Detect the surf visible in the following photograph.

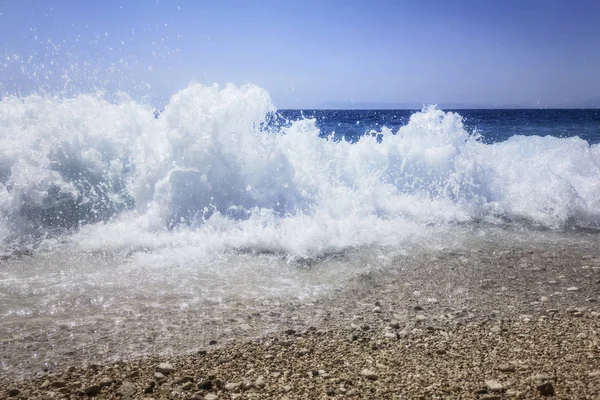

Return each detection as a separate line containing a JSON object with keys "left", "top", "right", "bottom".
{"left": 1, "top": 83, "right": 600, "bottom": 257}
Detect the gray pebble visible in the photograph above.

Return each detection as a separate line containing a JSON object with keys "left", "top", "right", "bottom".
{"left": 157, "top": 362, "right": 175, "bottom": 374}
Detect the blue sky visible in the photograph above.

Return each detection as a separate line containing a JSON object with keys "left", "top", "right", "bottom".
{"left": 1, "top": 0, "right": 599, "bottom": 108}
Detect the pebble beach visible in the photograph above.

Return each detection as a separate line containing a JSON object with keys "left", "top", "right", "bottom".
{"left": 2, "top": 242, "right": 600, "bottom": 399}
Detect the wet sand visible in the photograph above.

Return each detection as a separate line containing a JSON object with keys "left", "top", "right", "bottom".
{"left": 1, "top": 236, "right": 600, "bottom": 399}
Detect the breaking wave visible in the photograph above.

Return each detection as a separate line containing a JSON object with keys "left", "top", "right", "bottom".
{"left": 1, "top": 83, "right": 599, "bottom": 256}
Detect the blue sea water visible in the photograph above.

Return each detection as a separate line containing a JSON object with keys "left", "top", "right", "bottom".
{"left": 278, "top": 109, "right": 600, "bottom": 145}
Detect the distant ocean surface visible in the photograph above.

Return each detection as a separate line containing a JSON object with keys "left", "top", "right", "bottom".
{"left": 1, "top": 84, "right": 600, "bottom": 374}
{"left": 279, "top": 109, "right": 600, "bottom": 145}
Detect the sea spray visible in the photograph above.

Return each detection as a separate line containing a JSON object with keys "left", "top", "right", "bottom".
{"left": 1, "top": 83, "right": 600, "bottom": 257}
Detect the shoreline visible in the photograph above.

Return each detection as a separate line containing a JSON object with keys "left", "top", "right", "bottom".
{"left": 2, "top": 314, "right": 599, "bottom": 399}
{"left": 2, "top": 242, "right": 600, "bottom": 398}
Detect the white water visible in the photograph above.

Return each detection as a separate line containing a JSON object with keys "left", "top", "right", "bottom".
{"left": 1, "top": 83, "right": 599, "bottom": 258}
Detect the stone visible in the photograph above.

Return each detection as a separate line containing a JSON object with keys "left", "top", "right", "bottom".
{"left": 588, "top": 370, "right": 600, "bottom": 377}
{"left": 537, "top": 381, "right": 555, "bottom": 396}
{"left": 40, "top": 380, "right": 51, "bottom": 389}
{"left": 84, "top": 385, "right": 101, "bottom": 396}
{"left": 498, "top": 363, "right": 516, "bottom": 372}
{"left": 205, "top": 394, "right": 218, "bottom": 400}
{"left": 182, "top": 382, "right": 195, "bottom": 391}
{"left": 360, "top": 369, "right": 378, "bottom": 380}
{"left": 144, "top": 381, "right": 155, "bottom": 394}
{"left": 117, "top": 381, "right": 136, "bottom": 397}
{"left": 490, "top": 325, "right": 502, "bottom": 334}
{"left": 480, "top": 395, "right": 501, "bottom": 400}
{"left": 51, "top": 380, "right": 67, "bottom": 388}
{"left": 190, "top": 394, "right": 205, "bottom": 400}
{"left": 127, "top": 370, "right": 139, "bottom": 379}
{"left": 372, "top": 306, "right": 382, "bottom": 313}
{"left": 176, "top": 376, "right": 194, "bottom": 384}
{"left": 156, "top": 362, "right": 175, "bottom": 374}
{"left": 197, "top": 380, "right": 212, "bottom": 390}
{"left": 567, "top": 287, "right": 579, "bottom": 291}
{"left": 485, "top": 380, "right": 504, "bottom": 392}
{"left": 254, "top": 376, "right": 266, "bottom": 389}
{"left": 99, "top": 377, "right": 113, "bottom": 387}
{"left": 224, "top": 382, "right": 241, "bottom": 391}
{"left": 7, "top": 388, "right": 20, "bottom": 397}
{"left": 154, "top": 372, "right": 166, "bottom": 380}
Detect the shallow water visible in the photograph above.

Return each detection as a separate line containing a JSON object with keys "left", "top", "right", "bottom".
{"left": 2, "top": 225, "right": 599, "bottom": 377}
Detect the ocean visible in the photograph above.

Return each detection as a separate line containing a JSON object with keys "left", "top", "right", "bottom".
{"left": 1, "top": 83, "right": 600, "bottom": 375}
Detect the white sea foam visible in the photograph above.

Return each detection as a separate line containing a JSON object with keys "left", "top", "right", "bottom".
{"left": 1, "top": 83, "right": 600, "bottom": 258}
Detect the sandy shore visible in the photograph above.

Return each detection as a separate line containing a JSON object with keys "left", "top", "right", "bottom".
{"left": 2, "top": 240, "right": 600, "bottom": 399}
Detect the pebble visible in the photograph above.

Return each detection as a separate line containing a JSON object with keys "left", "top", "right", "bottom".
{"left": 537, "top": 381, "right": 555, "bottom": 396}
{"left": 254, "top": 375, "right": 266, "bottom": 389}
{"left": 567, "top": 287, "right": 580, "bottom": 291}
{"left": 182, "top": 382, "right": 195, "bottom": 391}
{"left": 7, "top": 388, "right": 20, "bottom": 397}
{"left": 157, "top": 362, "right": 175, "bottom": 374}
{"left": 588, "top": 370, "right": 600, "bottom": 377}
{"left": 84, "top": 385, "right": 101, "bottom": 396}
{"left": 197, "top": 379, "right": 212, "bottom": 390}
{"left": 154, "top": 372, "right": 166, "bottom": 380}
{"left": 485, "top": 380, "right": 504, "bottom": 392}
{"left": 205, "top": 394, "right": 219, "bottom": 400}
{"left": 224, "top": 382, "right": 241, "bottom": 391}
{"left": 480, "top": 395, "right": 501, "bottom": 400}
{"left": 372, "top": 306, "right": 382, "bottom": 313}
{"left": 99, "top": 377, "right": 113, "bottom": 387}
{"left": 360, "top": 369, "right": 378, "bottom": 380}
{"left": 117, "top": 381, "right": 136, "bottom": 397}
{"left": 498, "top": 363, "right": 516, "bottom": 372}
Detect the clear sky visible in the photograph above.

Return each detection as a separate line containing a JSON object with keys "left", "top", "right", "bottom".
{"left": 1, "top": 0, "right": 599, "bottom": 108}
